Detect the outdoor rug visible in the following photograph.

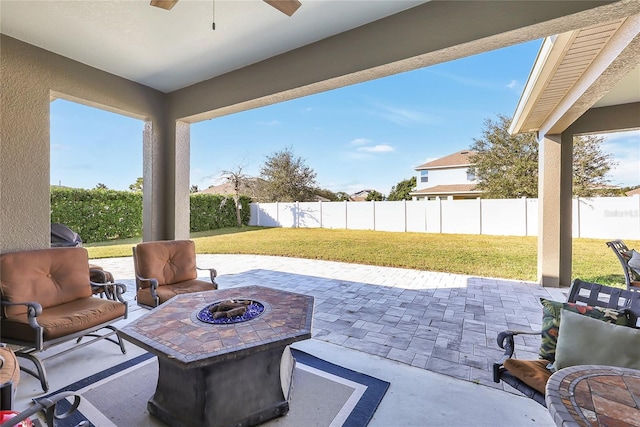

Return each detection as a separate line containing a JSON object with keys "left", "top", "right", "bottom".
{"left": 43, "top": 348, "right": 389, "bottom": 427}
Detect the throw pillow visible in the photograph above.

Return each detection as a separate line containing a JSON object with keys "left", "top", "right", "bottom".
{"left": 538, "top": 298, "right": 626, "bottom": 363}
{"left": 555, "top": 309, "right": 640, "bottom": 370}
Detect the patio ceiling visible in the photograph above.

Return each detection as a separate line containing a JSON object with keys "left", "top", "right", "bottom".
{"left": 0, "top": 0, "right": 427, "bottom": 93}
{"left": 510, "top": 14, "right": 640, "bottom": 136}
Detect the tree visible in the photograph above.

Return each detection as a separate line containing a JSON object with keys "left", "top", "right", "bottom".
{"left": 335, "top": 192, "right": 351, "bottom": 202}
{"left": 365, "top": 190, "right": 384, "bottom": 201}
{"left": 190, "top": 185, "right": 199, "bottom": 194}
{"left": 468, "top": 114, "right": 617, "bottom": 198}
{"left": 468, "top": 114, "right": 538, "bottom": 198}
{"left": 220, "top": 165, "right": 254, "bottom": 227}
{"left": 387, "top": 177, "right": 417, "bottom": 201}
{"left": 129, "top": 177, "right": 143, "bottom": 192}
{"left": 94, "top": 183, "right": 108, "bottom": 190}
{"left": 314, "top": 188, "right": 339, "bottom": 201}
{"left": 572, "top": 134, "right": 617, "bottom": 197}
{"left": 259, "top": 147, "right": 317, "bottom": 202}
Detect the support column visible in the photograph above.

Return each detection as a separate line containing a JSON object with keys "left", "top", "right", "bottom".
{"left": 174, "top": 121, "right": 191, "bottom": 240}
{"left": 537, "top": 133, "right": 573, "bottom": 287}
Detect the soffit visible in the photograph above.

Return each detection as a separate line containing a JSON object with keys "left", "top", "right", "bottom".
{"left": 0, "top": 0, "right": 427, "bottom": 93}
{"left": 511, "top": 15, "right": 640, "bottom": 135}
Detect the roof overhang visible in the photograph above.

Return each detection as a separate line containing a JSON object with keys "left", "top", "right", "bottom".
{"left": 510, "top": 14, "right": 640, "bottom": 136}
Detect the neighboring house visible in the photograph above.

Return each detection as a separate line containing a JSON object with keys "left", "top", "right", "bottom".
{"left": 626, "top": 187, "right": 640, "bottom": 197}
{"left": 409, "top": 150, "right": 481, "bottom": 200}
{"left": 197, "top": 178, "right": 266, "bottom": 200}
{"left": 349, "top": 189, "right": 376, "bottom": 202}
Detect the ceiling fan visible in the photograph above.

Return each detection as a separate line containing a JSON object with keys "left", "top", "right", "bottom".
{"left": 150, "top": 0, "right": 302, "bottom": 17}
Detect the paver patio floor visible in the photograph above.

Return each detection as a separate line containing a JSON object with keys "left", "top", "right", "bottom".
{"left": 96, "top": 253, "right": 568, "bottom": 392}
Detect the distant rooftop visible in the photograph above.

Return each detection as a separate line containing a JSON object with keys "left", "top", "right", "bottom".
{"left": 415, "top": 150, "right": 476, "bottom": 170}
{"left": 410, "top": 184, "right": 480, "bottom": 196}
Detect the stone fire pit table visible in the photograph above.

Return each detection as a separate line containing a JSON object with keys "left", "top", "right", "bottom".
{"left": 117, "top": 286, "right": 314, "bottom": 427}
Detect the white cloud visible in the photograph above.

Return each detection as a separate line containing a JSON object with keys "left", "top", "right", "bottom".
{"left": 506, "top": 79, "right": 518, "bottom": 89}
{"left": 374, "top": 105, "right": 436, "bottom": 126}
{"left": 358, "top": 144, "right": 395, "bottom": 153}
{"left": 349, "top": 138, "right": 372, "bottom": 146}
{"left": 51, "top": 143, "right": 69, "bottom": 151}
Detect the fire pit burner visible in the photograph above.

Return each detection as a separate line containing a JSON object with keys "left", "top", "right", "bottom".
{"left": 197, "top": 299, "right": 265, "bottom": 324}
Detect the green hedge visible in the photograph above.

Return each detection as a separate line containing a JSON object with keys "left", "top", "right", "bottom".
{"left": 189, "top": 194, "right": 252, "bottom": 232}
{"left": 51, "top": 187, "right": 251, "bottom": 243}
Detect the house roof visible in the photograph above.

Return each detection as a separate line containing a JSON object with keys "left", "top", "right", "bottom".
{"left": 415, "top": 150, "right": 476, "bottom": 170}
{"left": 626, "top": 187, "right": 640, "bottom": 196}
{"left": 410, "top": 184, "right": 480, "bottom": 196}
{"left": 510, "top": 15, "right": 640, "bottom": 136}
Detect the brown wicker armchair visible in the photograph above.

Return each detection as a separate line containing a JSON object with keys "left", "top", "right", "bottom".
{"left": 132, "top": 239, "right": 218, "bottom": 309}
{"left": 493, "top": 279, "right": 640, "bottom": 406}
{"left": 0, "top": 247, "right": 128, "bottom": 392}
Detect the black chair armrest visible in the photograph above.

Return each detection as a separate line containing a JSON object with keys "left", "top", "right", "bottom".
{"left": 1, "top": 301, "right": 43, "bottom": 328}
{"left": 493, "top": 329, "right": 542, "bottom": 383}
{"left": 196, "top": 266, "right": 218, "bottom": 288}
{"left": 135, "top": 275, "right": 159, "bottom": 299}
{"left": 0, "top": 391, "right": 84, "bottom": 427}
{"left": 90, "top": 281, "right": 127, "bottom": 303}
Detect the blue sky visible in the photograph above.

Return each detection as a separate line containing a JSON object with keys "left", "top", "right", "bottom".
{"left": 51, "top": 39, "right": 640, "bottom": 195}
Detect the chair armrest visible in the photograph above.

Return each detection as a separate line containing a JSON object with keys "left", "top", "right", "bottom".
{"left": 0, "top": 301, "right": 42, "bottom": 328}
{"left": 88, "top": 268, "right": 112, "bottom": 283}
{"left": 135, "top": 275, "right": 160, "bottom": 299}
{"left": 0, "top": 391, "right": 84, "bottom": 427}
{"left": 493, "top": 329, "right": 542, "bottom": 383}
{"left": 90, "top": 281, "right": 127, "bottom": 303}
{"left": 197, "top": 266, "right": 218, "bottom": 288}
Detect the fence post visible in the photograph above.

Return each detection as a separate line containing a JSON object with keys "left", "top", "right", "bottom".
{"left": 372, "top": 200, "right": 376, "bottom": 231}
{"left": 319, "top": 200, "right": 323, "bottom": 229}
{"left": 344, "top": 200, "right": 348, "bottom": 229}
{"left": 522, "top": 197, "right": 527, "bottom": 236}
{"left": 276, "top": 202, "right": 279, "bottom": 226}
{"left": 478, "top": 197, "right": 482, "bottom": 235}
{"left": 295, "top": 201, "right": 299, "bottom": 228}
{"left": 404, "top": 200, "right": 407, "bottom": 232}
{"left": 576, "top": 197, "right": 580, "bottom": 238}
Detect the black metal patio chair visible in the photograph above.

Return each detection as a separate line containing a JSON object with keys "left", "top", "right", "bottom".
{"left": 493, "top": 279, "right": 640, "bottom": 406}
{"left": 606, "top": 239, "right": 640, "bottom": 292}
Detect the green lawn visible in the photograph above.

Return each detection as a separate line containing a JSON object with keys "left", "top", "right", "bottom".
{"left": 84, "top": 227, "right": 638, "bottom": 286}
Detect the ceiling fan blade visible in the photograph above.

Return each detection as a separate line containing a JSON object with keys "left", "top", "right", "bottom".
{"left": 263, "top": 0, "right": 301, "bottom": 17}
{"left": 150, "top": 0, "right": 178, "bottom": 10}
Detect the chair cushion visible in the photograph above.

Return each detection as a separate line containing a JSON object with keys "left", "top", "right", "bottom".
{"left": 0, "top": 248, "right": 92, "bottom": 317}
{"left": 2, "top": 298, "right": 126, "bottom": 341}
{"left": 0, "top": 347, "right": 19, "bottom": 389}
{"left": 137, "top": 279, "right": 215, "bottom": 306}
{"left": 538, "top": 298, "right": 627, "bottom": 363}
{"left": 555, "top": 309, "right": 640, "bottom": 371}
{"left": 135, "top": 240, "right": 197, "bottom": 287}
{"left": 503, "top": 359, "right": 552, "bottom": 395}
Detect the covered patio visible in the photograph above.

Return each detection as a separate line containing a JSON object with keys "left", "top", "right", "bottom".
{"left": 12, "top": 254, "right": 561, "bottom": 426}
{"left": 2, "top": 1, "right": 640, "bottom": 425}
{"left": 2, "top": 1, "right": 640, "bottom": 287}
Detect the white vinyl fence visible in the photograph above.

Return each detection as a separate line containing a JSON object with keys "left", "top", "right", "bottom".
{"left": 248, "top": 196, "right": 640, "bottom": 240}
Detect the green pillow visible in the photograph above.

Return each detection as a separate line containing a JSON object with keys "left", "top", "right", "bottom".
{"left": 555, "top": 309, "right": 640, "bottom": 370}
{"left": 539, "top": 298, "right": 627, "bottom": 363}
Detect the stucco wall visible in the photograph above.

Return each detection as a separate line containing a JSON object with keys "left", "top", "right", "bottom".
{"left": 0, "top": 35, "right": 167, "bottom": 251}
